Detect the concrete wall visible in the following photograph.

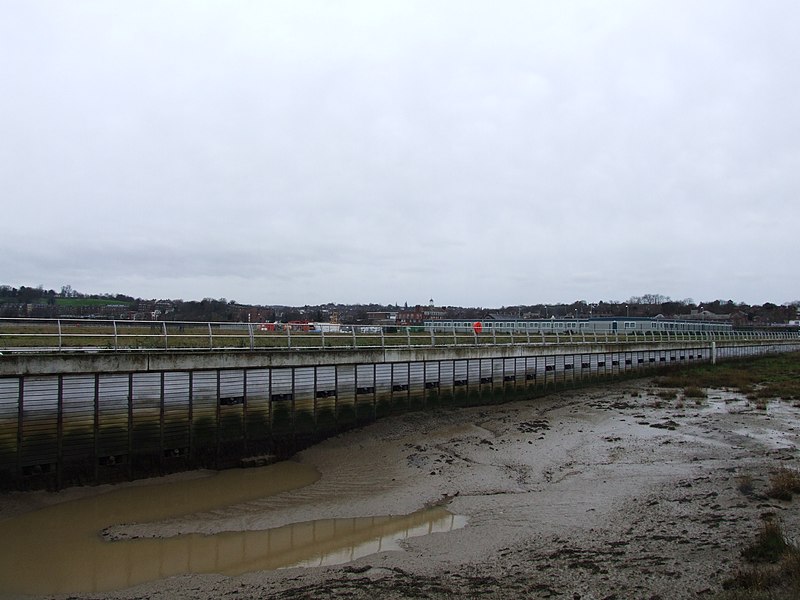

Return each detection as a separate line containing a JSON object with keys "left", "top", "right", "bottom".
{"left": 3, "top": 338, "right": 793, "bottom": 376}
{"left": 1, "top": 339, "right": 798, "bottom": 490}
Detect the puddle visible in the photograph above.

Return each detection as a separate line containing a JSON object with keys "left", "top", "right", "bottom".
{"left": 284, "top": 509, "right": 466, "bottom": 569}
{"left": 0, "top": 462, "right": 465, "bottom": 595}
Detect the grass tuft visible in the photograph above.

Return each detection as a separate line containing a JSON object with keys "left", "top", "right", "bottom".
{"left": 684, "top": 386, "right": 707, "bottom": 399}
{"left": 722, "top": 519, "right": 800, "bottom": 599}
{"left": 742, "top": 519, "right": 791, "bottom": 564}
{"left": 736, "top": 474, "right": 754, "bottom": 496}
{"left": 766, "top": 468, "right": 800, "bottom": 501}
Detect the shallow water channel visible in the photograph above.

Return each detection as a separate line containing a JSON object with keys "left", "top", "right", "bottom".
{"left": 0, "top": 462, "right": 465, "bottom": 596}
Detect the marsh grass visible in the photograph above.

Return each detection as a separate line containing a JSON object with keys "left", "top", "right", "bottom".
{"left": 656, "top": 389, "right": 677, "bottom": 401}
{"left": 718, "top": 519, "right": 800, "bottom": 599}
{"left": 736, "top": 474, "right": 755, "bottom": 496}
{"left": 766, "top": 468, "right": 800, "bottom": 501}
{"left": 684, "top": 386, "right": 707, "bottom": 398}
{"left": 754, "top": 398, "right": 769, "bottom": 411}
{"left": 742, "top": 520, "right": 792, "bottom": 564}
{"left": 656, "top": 353, "right": 800, "bottom": 401}
{"left": 757, "top": 380, "right": 800, "bottom": 401}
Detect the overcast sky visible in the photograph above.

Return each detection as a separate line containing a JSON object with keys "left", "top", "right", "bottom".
{"left": 1, "top": 1, "right": 798, "bottom": 307}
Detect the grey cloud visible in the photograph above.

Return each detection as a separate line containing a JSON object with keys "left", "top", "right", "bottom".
{"left": 1, "top": 1, "right": 799, "bottom": 306}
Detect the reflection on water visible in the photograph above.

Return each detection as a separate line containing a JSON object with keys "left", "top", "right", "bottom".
{"left": 0, "top": 462, "right": 465, "bottom": 596}
{"left": 282, "top": 509, "right": 466, "bottom": 569}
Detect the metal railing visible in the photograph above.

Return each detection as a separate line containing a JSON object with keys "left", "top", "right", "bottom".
{"left": 0, "top": 317, "right": 797, "bottom": 354}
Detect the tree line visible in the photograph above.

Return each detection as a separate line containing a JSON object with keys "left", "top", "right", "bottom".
{"left": 0, "top": 284, "right": 797, "bottom": 326}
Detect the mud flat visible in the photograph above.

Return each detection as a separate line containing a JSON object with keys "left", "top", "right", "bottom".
{"left": 1, "top": 377, "right": 799, "bottom": 599}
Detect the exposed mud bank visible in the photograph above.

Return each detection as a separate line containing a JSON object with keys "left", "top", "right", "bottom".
{"left": 1, "top": 377, "right": 798, "bottom": 599}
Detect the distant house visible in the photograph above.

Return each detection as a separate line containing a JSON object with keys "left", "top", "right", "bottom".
{"left": 397, "top": 303, "right": 446, "bottom": 326}
{"left": 676, "top": 309, "right": 732, "bottom": 323}
{"left": 485, "top": 313, "right": 522, "bottom": 322}
{"left": 367, "top": 311, "right": 397, "bottom": 325}
{"left": 397, "top": 305, "right": 425, "bottom": 326}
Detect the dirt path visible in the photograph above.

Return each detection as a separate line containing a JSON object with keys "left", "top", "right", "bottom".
{"left": 2, "top": 378, "right": 799, "bottom": 599}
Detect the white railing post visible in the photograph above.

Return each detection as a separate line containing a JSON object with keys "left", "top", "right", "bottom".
{"left": 208, "top": 322, "right": 213, "bottom": 349}
{"left": 57, "top": 319, "right": 63, "bottom": 351}
{"left": 112, "top": 320, "right": 118, "bottom": 351}
{"left": 162, "top": 321, "right": 168, "bottom": 350}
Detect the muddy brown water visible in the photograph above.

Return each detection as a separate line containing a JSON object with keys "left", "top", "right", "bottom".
{"left": 0, "top": 461, "right": 465, "bottom": 596}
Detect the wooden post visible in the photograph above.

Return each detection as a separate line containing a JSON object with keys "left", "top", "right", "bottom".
{"left": 215, "top": 370, "right": 221, "bottom": 468}
{"left": 243, "top": 368, "right": 249, "bottom": 455}
{"left": 56, "top": 375, "right": 63, "bottom": 489}
{"left": 188, "top": 371, "right": 194, "bottom": 462}
{"left": 93, "top": 374, "right": 99, "bottom": 484}
{"left": 16, "top": 378, "right": 23, "bottom": 482}
{"left": 159, "top": 372, "right": 165, "bottom": 473}
{"left": 127, "top": 373, "right": 133, "bottom": 481}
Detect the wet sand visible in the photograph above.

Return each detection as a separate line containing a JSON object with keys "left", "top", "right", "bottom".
{"left": 2, "top": 378, "right": 799, "bottom": 599}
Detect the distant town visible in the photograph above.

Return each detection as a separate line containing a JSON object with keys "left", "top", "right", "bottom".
{"left": 1, "top": 284, "right": 798, "bottom": 329}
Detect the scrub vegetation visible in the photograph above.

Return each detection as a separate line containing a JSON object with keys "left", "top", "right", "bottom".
{"left": 766, "top": 467, "right": 800, "bottom": 502}
{"left": 719, "top": 518, "right": 800, "bottom": 599}
{"left": 655, "top": 353, "right": 800, "bottom": 403}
